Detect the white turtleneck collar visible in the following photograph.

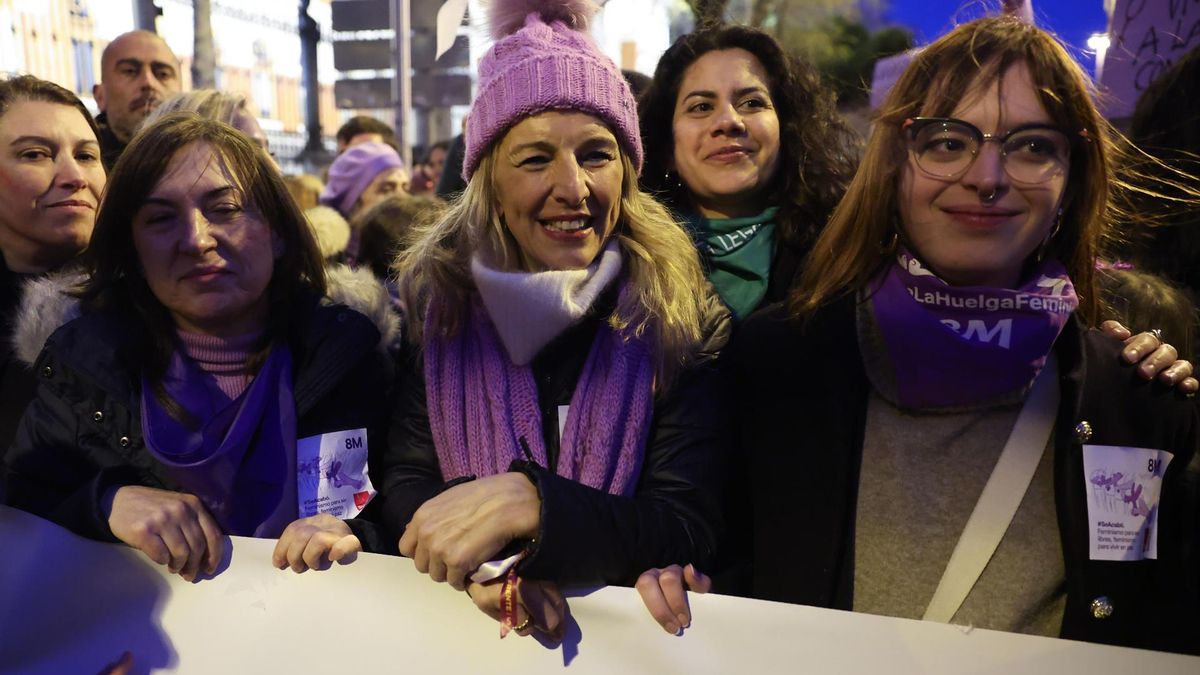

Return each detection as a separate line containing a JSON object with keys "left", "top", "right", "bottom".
{"left": 470, "top": 241, "right": 623, "bottom": 365}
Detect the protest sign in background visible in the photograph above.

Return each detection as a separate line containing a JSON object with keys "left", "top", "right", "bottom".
{"left": 1102, "top": 0, "right": 1200, "bottom": 119}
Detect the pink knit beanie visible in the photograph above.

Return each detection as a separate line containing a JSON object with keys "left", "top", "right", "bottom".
{"left": 320, "top": 141, "right": 405, "bottom": 217}
{"left": 462, "top": 0, "right": 642, "bottom": 180}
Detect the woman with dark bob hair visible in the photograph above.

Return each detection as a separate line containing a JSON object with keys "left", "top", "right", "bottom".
{"left": 637, "top": 23, "right": 859, "bottom": 320}
{"left": 644, "top": 16, "right": 1200, "bottom": 654}
{"left": 3, "top": 113, "right": 398, "bottom": 580}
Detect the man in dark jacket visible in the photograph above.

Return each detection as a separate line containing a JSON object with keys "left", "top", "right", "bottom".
{"left": 93, "top": 31, "right": 182, "bottom": 169}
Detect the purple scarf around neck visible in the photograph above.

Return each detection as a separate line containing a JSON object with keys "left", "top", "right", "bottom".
{"left": 141, "top": 342, "right": 299, "bottom": 537}
{"left": 423, "top": 284, "right": 654, "bottom": 496}
{"left": 868, "top": 248, "right": 1077, "bottom": 410}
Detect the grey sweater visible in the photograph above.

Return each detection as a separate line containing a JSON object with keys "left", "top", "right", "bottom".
{"left": 852, "top": 298, "right": 1066, "bottom": 636}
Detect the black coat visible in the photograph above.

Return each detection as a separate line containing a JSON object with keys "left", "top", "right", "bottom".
{"left": 95, "top": 112, "right": 126, "bottom": 172}
{"left": 727, "top": 296, "right": 1200, "bottom": 654}
{"left": 0, "top": 256, "right": 36, "bottom": 471}
{"left": 763, "top": 236, "right": 803, "bottom": 307}
{"left": 1, "top": 286, "right": 396, "bottom": 553}
{"left": 376, "top": 291, "right": 733, "bottom": 586}
{"left": 434, "top": 134, "right": 467, "bottom": 199}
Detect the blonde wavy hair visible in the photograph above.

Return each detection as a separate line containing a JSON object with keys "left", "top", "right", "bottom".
{"left": 395, "top": 150, "right": 709, "bottom": 391}
{"left": 792, "top": 16, "right": 1200, "bottom": 327}
{"left": 144, "top": 89, "right": 249, "bottom": 128}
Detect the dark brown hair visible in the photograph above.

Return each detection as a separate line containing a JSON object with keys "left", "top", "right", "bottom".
{"left": 336, "top": 115, "right": 398, "bottom": 151}
{"left": 1099, "top": 267, "right": 1196, "bottom": 360}
{"left": 356, "top": 194, "right": 444, "bottom": 280}
{"left": 0, "top": 74, "right": 100, "bottom": 141}
{"left": 1126, "top": 45, "right": 1200, "bottom": 290}
{"left": 638, "top": 24, "right": 859, "bottom": 256}
{"left": 81, "top": 112, "right": 326, "bottom": 395}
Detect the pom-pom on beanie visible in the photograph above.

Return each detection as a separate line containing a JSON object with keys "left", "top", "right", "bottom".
{"left": 462, "top": 0, "right": 642, "bottom": 180}
{"left": 320, "top": 141, "right": 406, "bottom": 217}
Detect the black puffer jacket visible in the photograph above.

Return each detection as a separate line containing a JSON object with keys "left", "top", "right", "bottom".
{"left": 1, "top": 267, "right": 399, "bottom": 553}
{"left": 376, "top": 285, "right": 733, "bottom": 586}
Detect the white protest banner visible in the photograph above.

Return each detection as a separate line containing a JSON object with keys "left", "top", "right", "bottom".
{"left": 1102, "top": 0, "right": 1200, "bottom": 119}
{"left": 2, "top": 505, "right": 1198, "bottom": 674}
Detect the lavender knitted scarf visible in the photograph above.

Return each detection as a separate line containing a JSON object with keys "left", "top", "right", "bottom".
{"left": 424, "top": 285, "right": 654, "bottom": 496}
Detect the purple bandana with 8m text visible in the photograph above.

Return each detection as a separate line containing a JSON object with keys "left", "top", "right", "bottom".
{"left": 868, "top": 248, "right": 1078, "bottom": 410}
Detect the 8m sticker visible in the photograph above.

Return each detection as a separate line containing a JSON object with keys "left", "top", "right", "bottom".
{"left": 1082, "top": 444, "right": 1173, "bottom": 561}
{"left": 297, "top": 428, "right": 376, "bottom": 519}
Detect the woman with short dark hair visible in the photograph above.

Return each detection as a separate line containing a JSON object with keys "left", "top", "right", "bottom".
{"left": 3, "top": 112, "right": 398, "bottom": 580}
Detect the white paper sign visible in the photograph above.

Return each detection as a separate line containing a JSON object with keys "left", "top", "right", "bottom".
{"left": 1082, "top": 444, "right": 1173, "bottom": 561}
{"left": 1101, "top": 0, "right": 1200, "bottom": 119}
{"left": 296, "top": 428, "right": 375, "bottom": 518}
{"left": 435, "top": 0, "right": 470, "bottom": 61}
{"left": 557, "top": 404, "right": 570, "bottom": 442}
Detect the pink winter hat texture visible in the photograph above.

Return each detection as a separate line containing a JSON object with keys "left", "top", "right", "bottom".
{"left": 320, "top": 141, "right": 405, "bottom": 217}
{"left": 462, "top": 0, "right": 642, "bottom": 181}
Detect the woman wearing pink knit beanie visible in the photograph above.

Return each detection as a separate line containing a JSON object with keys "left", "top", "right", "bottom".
{"left": 378, "top": 0, "right": 731, "bottom": 640}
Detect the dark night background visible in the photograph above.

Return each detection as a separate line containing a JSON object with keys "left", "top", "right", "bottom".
{"left": 887, "top": 0, "right": 1108, "bottom": 72}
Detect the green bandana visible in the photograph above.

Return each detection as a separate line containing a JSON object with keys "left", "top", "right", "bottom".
{"left": 687, "top": 207, "right": 779, "bottom": 320}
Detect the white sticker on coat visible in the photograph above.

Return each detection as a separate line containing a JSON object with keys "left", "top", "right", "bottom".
{"left": 557, "top": 405, "right": 569, "bottom": 443}
{"left": 297, "top": 428, "right": 376, "bottom": 519}
{"left": 1082, "top": 444, "right": 1173, "bottom": 561}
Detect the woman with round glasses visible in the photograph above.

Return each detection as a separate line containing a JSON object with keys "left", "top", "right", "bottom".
{"left": 903, "top": 116, "right": 1078, "bottom": 187}
{"left": 644, "top": 17, "right": 1200, "bottom": 653}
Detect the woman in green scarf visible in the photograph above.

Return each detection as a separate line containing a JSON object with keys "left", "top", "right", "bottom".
{"left": 638, "top": 24, "right": 857, "bottom": 320}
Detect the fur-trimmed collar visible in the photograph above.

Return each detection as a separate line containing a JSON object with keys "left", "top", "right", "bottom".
{"left": 305, "top": 205, "right": 351, "bottom": 259}
{"left": 11, "top": 270, "right": 85, "bottom": 366}
{"left": 321, "top": 264, "right": 401, "bottom": 351}
{"left": 10, "top": 265, "right": 400, "bottom": 367}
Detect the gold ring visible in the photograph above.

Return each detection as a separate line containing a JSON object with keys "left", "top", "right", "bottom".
{"left": 512, "top": 617, "right": 532, "bottom": 632}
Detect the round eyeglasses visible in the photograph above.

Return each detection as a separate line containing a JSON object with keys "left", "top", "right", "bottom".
{"left": 903, "top": 117, "right": 1077, "bottom": 184}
